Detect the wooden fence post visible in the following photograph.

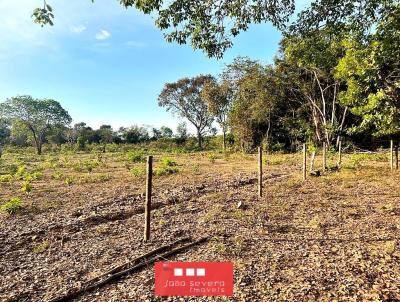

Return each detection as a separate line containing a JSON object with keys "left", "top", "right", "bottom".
{"left": 322, "top": 142, "right": 327, "bottom": 171}
{"left": 390, "top": 140, "right": 394, "bottom": 171}
{"left": 144, "top": 155, "right": 153, "bottom": 242}
{"left": 303, "top": 143, "right": 307, "bottom": 181}
{"left": 338, "top": 140, "right": 342, "bottom": 167}
{"left": 395, "top": 143, "right": 399, "bottom": 170}
{"left": 258, "top": 146, "right": 263, "bottom": 197}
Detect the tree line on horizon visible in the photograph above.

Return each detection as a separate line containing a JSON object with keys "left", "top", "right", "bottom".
{"left": 0, "top": 95, "right": 194, "bottom": 155}
{"left": 2, "top": 1, "right": 399, "bottom": 155}
{"left": 157, "top": 4, "right": 400, "bottom": 153}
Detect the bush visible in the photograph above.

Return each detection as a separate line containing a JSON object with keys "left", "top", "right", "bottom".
{"left": 0, "top": 174, "right": 13, "bottom": 183}
{"left": 131, "top": 166, "right": 146, "bottom": 177}
{"left": 161, "top": 158, "right": 177, "bottom": 167}
{"left": 14, "top": 165, "right": 27, "bottom": 180}
{"left": 126, "top": 151, "right": 146, "bottom": 163}
{"left": 1, "top": 197, "right": 23, "bottom": 215}
{"left": 208, "top": 153, "right": 217, "bottom": 163}
{"left": 21, "top": 181, "right": 32, "bottom": 193}
{"left": 154, "top": 165, "right": 179, "bottom": 176}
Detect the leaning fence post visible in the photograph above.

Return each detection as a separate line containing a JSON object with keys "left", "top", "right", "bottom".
{"left": 338, "top": 140, "right": 342, "bottom": 167}
{"left": 258, "top": 146, "right": 263, "bottom": 197}
{"left": 390, "top": 140, "right": 394, "bottom": 171}
{"left": 144, "top": 155, "right": 153, "bottom": 242}
{"left": 322, "top": 142, "right": 327, "bottom": 171}
{"left": 303, "top": 143, "right": 307, "bottom": 181}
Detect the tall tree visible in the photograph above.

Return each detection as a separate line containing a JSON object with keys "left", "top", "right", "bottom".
{"left": 0, "top": 119, "right": 11, "bottom": 157}
{"left": 334, "top": 6, "right": 400, "bottom": 138}
{"left": 280, "top": 29, "right": 347, "bottom": 148}
{"left": 159, "top": 75, "right": 214, "bottom": 148}
{"left": 202, "top": 78, "right": 233, "bottom": 150}
{"left": 0, "top": 96, "right": 72, "bottom": 155}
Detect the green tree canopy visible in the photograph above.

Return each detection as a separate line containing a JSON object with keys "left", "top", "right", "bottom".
{"left": 335, "top": 6, "right": 400, "bottom": 138}
{"left": 0, "top": 96, "right": 72, "bottom": 154}
{"left": 158, "top": 75, "right": 214, "bottom": 148}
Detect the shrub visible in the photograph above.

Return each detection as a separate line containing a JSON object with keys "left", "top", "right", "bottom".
{"left": 161, "top": 158, "right": 177, "bottom": 167}
{"left": 14, "top": 165, "right": 27, "bottom": 180}
{"left": 1, "top": 197, "right": 23, "bottom": 215}
{"left": 65, "top": 177, "right": 74, "bottom": 185}
{"left": 23, "top": 172, "right": 43, "bottom": 181}
{"left": 154, "top": 165, "right": 179, "bottom": 176}
{"left": 208, "top": 153, "right": 217, "bottom": 163}
{"left": 21, "top": 181, "right": 32, "bottom": 193}
{"left": 131, "top": 166, "right": 146, "bottom": 177}
{"left": 126, "top": 151, "right": 146, "bottom": 163}
{"left": 0, "top": 174, "right": 13, "bottom": 183}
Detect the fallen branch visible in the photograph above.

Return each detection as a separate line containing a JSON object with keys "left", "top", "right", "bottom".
{"left": 48, "top": 236, "right": 209, "bottom": 302}
{"left": 90, "top": 237, "right": 191, "bottom": 283}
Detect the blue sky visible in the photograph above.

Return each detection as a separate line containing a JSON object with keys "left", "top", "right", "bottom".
{"left": 0, "top": 0, "right": 310, "bottom": 133}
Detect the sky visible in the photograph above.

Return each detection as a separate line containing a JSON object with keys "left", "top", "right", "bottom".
{"left": 0, "top": 0, "right": 310, "bottom": 133}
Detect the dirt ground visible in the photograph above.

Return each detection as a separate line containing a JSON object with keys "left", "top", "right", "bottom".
{"left": 1, "top": 149, "right": 399, "bottom": 302}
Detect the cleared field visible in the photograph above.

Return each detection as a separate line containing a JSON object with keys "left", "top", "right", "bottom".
{"left": 1, "top": 148, "right": 399, "bottom": 301}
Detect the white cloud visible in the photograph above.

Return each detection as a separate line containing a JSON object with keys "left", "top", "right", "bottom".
{"left": 70, "top": 25, "right": 87, "bottom": 33}
{"left": 95, "top": 29, "right": 111, "bottom": 40}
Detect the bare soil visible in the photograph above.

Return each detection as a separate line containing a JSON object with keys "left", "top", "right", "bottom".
{"left": 1, "top": 151, "right": 399, "bottom": 301}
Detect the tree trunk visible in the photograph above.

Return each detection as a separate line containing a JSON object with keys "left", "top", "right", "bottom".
{"left": 310, "top": 150, "right": 316, "bottom": 172}
{"left": 197, "top": 130, "right": 202, "bottom": 149}
{"left": 222, "top": 130, "right": 226, "bottom": 151}
{"left": 37, "top": 142, "right": 42, "bottom": 155}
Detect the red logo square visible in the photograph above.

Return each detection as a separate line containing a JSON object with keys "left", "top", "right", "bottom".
{"left": 155, "top": 262, "right": 234, "bottom": 296}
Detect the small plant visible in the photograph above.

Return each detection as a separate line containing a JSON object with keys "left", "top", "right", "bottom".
{"left": 14, "top": 165, "right": 27, "bottom": 180}
{"left": 161, "top": 157, "right": 177, "bottom": 167}
{"left": 33, "top": 240, "right": 50, "bottom": 254}
{"left": 0, "top": 174, "right": 13, "bottom": 183}
{"left": 65, "top": 177, "right": 74, "bottom": 185}
{"left": 21, "top": 181, "right": 32, "bottom": 193}
{"left": 208, "top": 153, "right": 217, "bottom": 163}
{"left": 0, "top": 197, "right": 23, "bottom": 215}
{"left": 154, "top": 165, "right": 179, "bottom": 176}
{"left": 126, "top": 151, "right": 146, "bottom": 163}
{"left": 52, "top": 171, "right": 64, "bottom": 180}
{"left": 131, "top": 166, "right": 146, "bottom": 177}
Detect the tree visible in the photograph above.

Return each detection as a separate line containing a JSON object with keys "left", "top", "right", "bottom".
{"left": 0, "top": 96, "right": 72, "bottom": 155}
{"left": 33, "top": 0, "right": 294, "bottom": 58}
{"left": 290, "top": 0, "right": 396, "bottom": 36}
{"left": 228, "top": 63, "right": 280, "bottom": 150}
{"left": 98, "top": 125, "right": 114, "bottom": 144}
{"left": 279, "top": 29, "right": 347, "bottom": 148}
{"left": 334, "top": 6, "right": 400, "bottom": 138}
{"left": 158, "top": 75, "right": 214, "bottom": 148}
{"left": 120, "top": 126, "right": 149, "bottom": 144}
{"left": 175, "top": 122, "right": 188, "bottom": 144}
{"left": 202, "top": 78, "right": 233, "bottom": 150}
{"left": 0, "top": 119, "right": 11, "bottom": 157}
{"left": 160, "top": 126, "right": 173, "bottom": 138}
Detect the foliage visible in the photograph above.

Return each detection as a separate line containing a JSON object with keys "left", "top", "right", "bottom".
{"left": 126, "top": 151, "right": 146, "bottom": 163}
{"left": 0, "top": 197, "right": 23, "bottom": 215}
{"left": 21, "top": 181, "right": 32, "bottom": 193}
{"left": 0, "top": 96, "right": 72, "bottom": 155}
{"left": 158, "top": 75, "right": 215, "bottom": 148}
{"left": 335, "top": 7, "right": 400, "bottom": 138}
